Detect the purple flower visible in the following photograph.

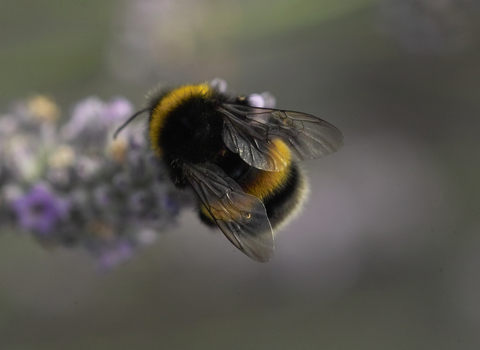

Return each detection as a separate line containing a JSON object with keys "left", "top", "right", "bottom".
{"left": 13, "top": 184, "right": 70, "bottom": 235}
{"left": 247, "top": 94, "right": 266, "bottom": 108}
{"left": 103, "top": 97, "right": 134, "bottom": 125}
{"left": 210, "top": 78, "right": 228, "bottom": 93}
{"left": 97, "top": 239, "right": 135, "bottom": 271}
{"left": 61, "top": 97, "right": 105, "bottom": 141}
{"left": 261, "top": 92, "right": 276, "bottom": 108}
{"left": 247, "top": 92, "right": 277, "bottom": 108}
{"left": 162, "top": 194, "right": 180, "bottom": 216}
{"left": 0, "top": 115, "right": 19, "bottom": 136}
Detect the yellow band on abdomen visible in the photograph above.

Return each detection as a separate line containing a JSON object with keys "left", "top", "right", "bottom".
{"left": 241, "top": 139, "right": 292, "bottom": 200}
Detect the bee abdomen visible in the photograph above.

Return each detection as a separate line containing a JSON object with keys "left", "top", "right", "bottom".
{"left": 262, "top": 163, "right": 307, "bottom": 230}
{"left": 236, "top": 163, "right": 307, "bottom": 232}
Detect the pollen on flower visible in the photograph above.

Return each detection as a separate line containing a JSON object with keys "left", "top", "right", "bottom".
{"left": 108, "top": 138, "right": 128, "bottom": 163}
{"left": 27, "top": 95, "right": 60, "bottom": 123}
{"left": 0, "top": 93, "right": 190, "bottom": 270}
{"left": 89, "top": 220, "right": 116, "bottom": 241}
{"left": 48, "top": 145, "right": 76, "bottom": 169}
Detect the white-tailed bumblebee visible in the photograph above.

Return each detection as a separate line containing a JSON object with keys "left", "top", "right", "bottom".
{"left": 115, "top": 82, "right": 344, "bottom": 262}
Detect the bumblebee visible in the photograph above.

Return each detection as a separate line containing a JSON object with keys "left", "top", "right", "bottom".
{"left": 115, "top": 82, "right": 344, "bottom": 262}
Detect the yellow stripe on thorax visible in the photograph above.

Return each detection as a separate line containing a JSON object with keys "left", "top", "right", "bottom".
{"left": 149, "top": 84, "right": 213, "bottom": 157}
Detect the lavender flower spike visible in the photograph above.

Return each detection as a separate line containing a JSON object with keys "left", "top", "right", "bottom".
{"left": 0, "top": 81, "right": 276, "bottom": 270}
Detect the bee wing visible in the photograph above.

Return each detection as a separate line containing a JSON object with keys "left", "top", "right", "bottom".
{"left": 184, "top": 163, "right": 274, "bottom": 262}
{"left": 221, "top": 107, "right": 288, "bottom": 172}
{"left": 220, "top": 104, "right": 344, "bottom": 172}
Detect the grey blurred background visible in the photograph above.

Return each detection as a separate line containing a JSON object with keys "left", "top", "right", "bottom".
{"left": 1, "top": 0, "right": 480, "bottom": 349}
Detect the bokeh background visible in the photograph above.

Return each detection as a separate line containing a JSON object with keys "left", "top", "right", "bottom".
{"left": 1, "top": 0, "right": 480, "bottom": 349}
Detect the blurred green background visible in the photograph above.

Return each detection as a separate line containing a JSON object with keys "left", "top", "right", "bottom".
{"left": 2, "top": 0, "right": 480, "bottom": 349}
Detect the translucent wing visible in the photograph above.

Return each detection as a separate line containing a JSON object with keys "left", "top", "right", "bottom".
{"left": 219, "top": 104, "right": 344, "bottom": 172}
{"left": 184, "top": 163, "right": 274, "bottom": 262}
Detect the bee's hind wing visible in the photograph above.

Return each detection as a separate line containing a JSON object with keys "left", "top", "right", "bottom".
{"left": 184, "top": 163, "right": 274, "bottom": 262}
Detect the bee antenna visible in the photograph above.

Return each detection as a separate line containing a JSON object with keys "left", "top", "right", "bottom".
{"left": 113, "top": 107, "right": 150, "bottom": 139}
